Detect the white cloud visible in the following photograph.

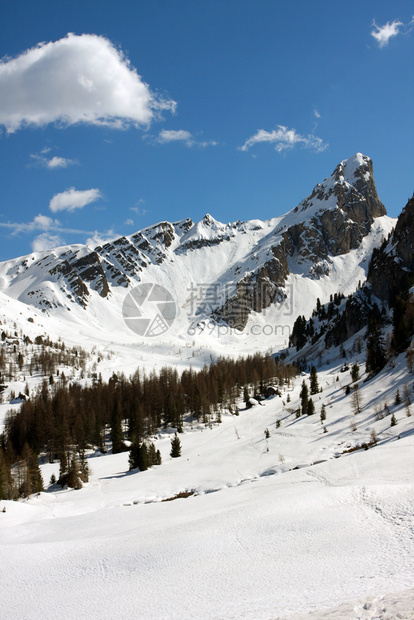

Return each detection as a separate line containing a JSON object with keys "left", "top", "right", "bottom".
{"left": 313, "top": 109, "right": 321, "bottom": 119}
{"left": 130, "top": 199, "right": 147, "bottom": 216}
{"left": 0, "top": 213, "right": 59, "bottom": 234}
{"left": 0, "top": 213, "right": 117, "bottom": 252}
{"left": 30, "top": 152, "right": 77, "bottom": 169}
{"left": 0, "top": 33, "right": 176, "bottom": 133}
{"left": 86, "top": 230, "right": 116, "bottom": 247}
{"left": 371, "top": 19, "right": 403, "bottom": 47}
{"left": 32, "top": 232, "right": 65, "bottom": 252}
{"left": 239, "top": 125, "right": 328, "bottom": 153}
{"left": 47, "top": 156, "right": 75, "bottom": 169}
{"left": 156, "top": 129, "right": 217, "bottom": 148}
{"left": 32, "top": 214, "right": 57, "bottom": 229}
{"left": 49, "top": 187, "right": 102, "bottom": 213}
{"left": 124, "top": 218, "right": 134, "bottom": 226}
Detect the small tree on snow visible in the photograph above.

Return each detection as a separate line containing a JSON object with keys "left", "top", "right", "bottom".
{"left": 351, "top": 384, "right": 362, "bottom": 415}
{"left": 310, "top": 366, "right": 319, "bottom": 395}
{"left": 351, "top": 362, "right": 360, "bottom": 383}
{"left": 307, "top": 398, "right": 315, "bottom": 416}
{"left": 170, "top": 433, "right": 181, "bottom": 458}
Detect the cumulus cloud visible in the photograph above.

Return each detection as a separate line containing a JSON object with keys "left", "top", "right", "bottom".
{"left": 239, "top": 125, "right": 328, "bottom": 153}
{"left": 32, "top": 232, "right": 65, "bottom": 252}
{"left": 49, "top": 187, "right": 102, "bottom": 213}
{"left": 30, "top": 152, "right": 77, "bottom": 169}
{"left": 0, "top": 33, "right": 176, "bottom": 133}
{"left": 156, "top": 129, "right": 217, "bottom": 148}
{"left": 371, "top": 19, "right": 404, "bottom": 47}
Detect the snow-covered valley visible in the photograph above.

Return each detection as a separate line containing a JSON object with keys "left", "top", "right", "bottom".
{"left": 1, "top": 352, "right": 413, "bottom": 619}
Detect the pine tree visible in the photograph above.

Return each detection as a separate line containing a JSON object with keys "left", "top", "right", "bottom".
{"left": 390, "top": 414, "right": 397, "bottom": 427}
{"left": 0, "top": 450, "right": 8, "bottom": 500}
{"left": 300, "top": 380, "right": 308, "bottom": 415}
{"left": 170, "top": 433, "right": 181, "bottom": 458}
{"left": 67, "top": 453, "right": 82, "bottom": 490}
{"left": 351, "top": 385, "right": 362, "bottom": 415}
{"left": 366, "top": 319, "right": 386, "bottom": 375}
{"left": 128, "top": 440, "right": 140, "bottom": 470}
{"left": 320, "top": 403, "right": 326, "bottom": 424}
{"left": 351, "top": 362, "right": 360, "bottom": 383}
{"left": 111, "top": 401, "right": 124, "bottom": 454}
{"left": 394, "top": 389, "right": 401, "bottom": 406}
{"left": 78, "top": 449, "right": 89, "bottom": 483}
{"left": 310, "top": 366, "right": 319, "bottom": 395}
{"left": 27, "top": 450, "right": 44, "bottom": 494}
{"left": 148, "top": 442, "right": 158, "bottom": 467}
{"left": 58, "top": 450, "right": 68, "bottom": 483}
{"left": 137, "top": 443, "right": 148, "bottom": 471}
{"left": 307, "top": 398, "right": 315, "bottom": 416}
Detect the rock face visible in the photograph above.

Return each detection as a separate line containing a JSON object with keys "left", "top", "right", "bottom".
{"left": 0, "top": 154, "right": 389, "bottom": 333}
{"left": 368, "top": 195, "right": 414, "bottom": 303}
{"left": 214, "top": 153, "right": 386, "bottom": 329}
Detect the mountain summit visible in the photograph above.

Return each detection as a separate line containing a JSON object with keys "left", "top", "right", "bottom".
{"left": 214, "top": 153, "right": 387, "bottom": 328}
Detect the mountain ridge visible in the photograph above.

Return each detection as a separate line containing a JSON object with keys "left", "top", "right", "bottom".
{"left": 0, "top": 153, "right": 395, "bottom": 360}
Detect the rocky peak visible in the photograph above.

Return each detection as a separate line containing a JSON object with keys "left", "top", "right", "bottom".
{"left": 214, "top": 154, "right": 387, "bottom": 329}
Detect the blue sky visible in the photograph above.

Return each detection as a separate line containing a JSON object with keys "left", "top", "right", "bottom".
{"left": 0, "top": 0, "right": 413, "bottom": 261}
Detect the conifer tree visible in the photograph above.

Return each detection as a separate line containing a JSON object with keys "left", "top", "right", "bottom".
{"left": 128, "top": 440, "right": 140, "bottom": 470}
{"left": 78, "top": 449, "right": 89, "bottom": 483}
{"left": 366, "top": 319, "right": 386, "bottom": 375}
{"left": 307, "top": 398, "right": 315, "bottom": 416}
{"left": 0, "top": 450, "right": 8, "bottom": 500}
{"left": 310, "top": 366, "right": 319, "bottom": 395}
{"left": 67, "top": 453, "right": 82, "bottom": 490}
{"left": 320, "top": 403, "right": 326, "bottom": 424}
{"left": 137, "top": 443, "right": 148, "bottom": 471}
{"left": 111, "top": 401, "right": 124, "bottom": 454}
{"left": 148, "top": 442, "right": 157, "bottom": 467}
{"left": 300, "top": 381, "right": 308, "bottom": 415}
{"left": 58, "top": 450, "right": 68, "bottom": 485}
{"left": 351, "top": 384, "right": 362, "bottom": 415}
{"left": 170, "top": 433, "right": 181, "bottom": 458}
{"left": 27, "top": 449, "right": 44, "bottom": 494}
{"left": 351, "top": 362, "right": 360, "bottom": 383}
{"left": 394, "top": 390, "right": 401, "bottom": 406}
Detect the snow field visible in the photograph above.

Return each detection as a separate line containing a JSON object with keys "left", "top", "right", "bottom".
{"left": 1, "top": 353, "right": 414, "bottom": 619}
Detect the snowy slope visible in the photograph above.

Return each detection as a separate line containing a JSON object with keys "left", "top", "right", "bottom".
{"left": 1, "top": 352, "right": 414, "bottom": 619}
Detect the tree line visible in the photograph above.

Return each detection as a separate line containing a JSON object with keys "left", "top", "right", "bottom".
{"left": 0, "top": 352, "right": 297, "bottom": 499}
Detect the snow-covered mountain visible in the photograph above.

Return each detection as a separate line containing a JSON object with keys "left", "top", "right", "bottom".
{"left": 0, "top": 154, "right": 395, "bottom": 363}
{"left": 2, "top": 155, "right": 414, "bottom": 620}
